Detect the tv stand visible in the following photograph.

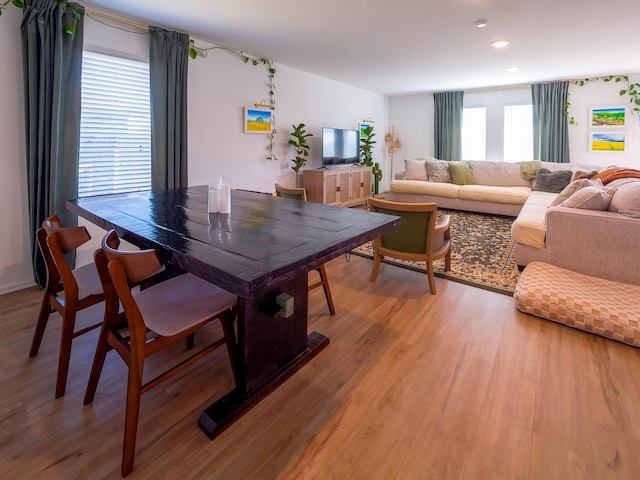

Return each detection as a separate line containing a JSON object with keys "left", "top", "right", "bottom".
{"left": 303, "top": 166, "right": 372, "bottom": 207}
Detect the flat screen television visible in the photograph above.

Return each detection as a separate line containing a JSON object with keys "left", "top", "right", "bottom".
{"left": 322, "top": 127, "right": 360, "bottom": 166}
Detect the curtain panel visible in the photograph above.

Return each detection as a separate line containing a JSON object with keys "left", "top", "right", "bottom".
{"left": 433, "top": 91, "right": 464, "bottom": 161}
{"left": 149, "top": 26, "right": 189, "bottom": 190}
{"left": 532, "top": 81, "right": 570, "bottom": 163}
{"left": 21, "top": 0, "right": 84, "bottom": 287}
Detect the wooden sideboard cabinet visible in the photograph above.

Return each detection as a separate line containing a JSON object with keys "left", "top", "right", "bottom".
{"left": 303, "top": 166, "right": 372, "bottom": 207}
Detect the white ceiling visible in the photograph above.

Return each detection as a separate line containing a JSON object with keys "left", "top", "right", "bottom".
{"left": 83, "top": 0, "right": 640, "bottom": 96}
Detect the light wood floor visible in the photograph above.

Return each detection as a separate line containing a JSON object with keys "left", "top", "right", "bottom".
{"left": 2, "top": 254, "right": 640, "bottom": 479}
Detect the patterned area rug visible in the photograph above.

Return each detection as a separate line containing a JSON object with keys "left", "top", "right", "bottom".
{"left": 352, "top": 209, "right": 520, "bottom": 295}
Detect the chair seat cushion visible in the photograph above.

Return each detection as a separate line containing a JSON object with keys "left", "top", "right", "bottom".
{"left": 134, "top": 273, "right": 237, "bottom": 337}
{"left": 73, "top": 262, "right": 103, "bottom": 296}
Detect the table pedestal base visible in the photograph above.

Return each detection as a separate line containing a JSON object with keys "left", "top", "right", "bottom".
{"left": 197, "top": 331, "right": 329, "bottom": 439}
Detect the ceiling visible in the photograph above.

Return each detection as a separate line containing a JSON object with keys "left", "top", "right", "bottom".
{"left": 83, "top": 0, "right": 640, "bottom": 96}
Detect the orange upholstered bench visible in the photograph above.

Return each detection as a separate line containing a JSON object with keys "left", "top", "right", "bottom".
{"left": 514, "top": 261, "right": 640, "bottom": 348}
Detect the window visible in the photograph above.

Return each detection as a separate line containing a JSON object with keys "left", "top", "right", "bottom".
{"left": 462, "top": 107, "right": 486, "bottom": 161}
{"left": 78, "top": 52, "right": 151, "bottom": 197}
{"left": 503, "top": 104, "right": 533, "bottom": 162}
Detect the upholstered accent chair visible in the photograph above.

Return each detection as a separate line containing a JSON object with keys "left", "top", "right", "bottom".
{"left": 367, "top": 198, "right": 451, "bottom": 294}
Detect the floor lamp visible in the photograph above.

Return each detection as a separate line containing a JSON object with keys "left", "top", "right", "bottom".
{"left": 385, "top": 127, "right": 401, "bottom": 181}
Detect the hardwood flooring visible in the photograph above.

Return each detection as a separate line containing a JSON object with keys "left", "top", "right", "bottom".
{"left": 1, "top": 254, "right": 640, "bottom": 479}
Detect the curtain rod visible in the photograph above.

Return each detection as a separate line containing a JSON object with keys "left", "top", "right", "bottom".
{"left": 86, "top": 9, "right": 149, "bottom": 31}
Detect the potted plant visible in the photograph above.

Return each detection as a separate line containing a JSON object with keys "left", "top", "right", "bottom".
{"left": 288, "top": 123, "right": 312, "bottom": 184}
{"left": 359, "top": 125, "right": 376, "bottom": 166}
{"left": 360, "top": 125, "right": 382, "bottom": 194}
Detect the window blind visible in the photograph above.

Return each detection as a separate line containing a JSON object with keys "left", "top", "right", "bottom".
{"left": 78, "top": 51, "right": 151, "bottom": 197}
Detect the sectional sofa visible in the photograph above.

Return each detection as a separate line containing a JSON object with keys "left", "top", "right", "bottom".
{"left": 387, "top": 158, "right": 640, "bottom": 286}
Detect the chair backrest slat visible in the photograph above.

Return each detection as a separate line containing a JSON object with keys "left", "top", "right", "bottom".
{"left": 275, "top": 183, "right": 307, "bottom": 201}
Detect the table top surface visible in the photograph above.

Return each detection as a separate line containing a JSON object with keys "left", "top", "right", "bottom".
{"left": 68, "top": 187, "right": 399, "bottom": 297}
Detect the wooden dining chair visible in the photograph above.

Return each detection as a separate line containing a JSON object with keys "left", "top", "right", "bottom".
{"left": 275, "top": 183, "right": 336, "bottom": 315}
{"left": 367, "top": 198, "right": 452, "bottom": 294}
{"left": 30, "top": 214, "right": 105, "bottom": 398}
{"left": 84, "top": 230, "right": 239, "bottom": 477}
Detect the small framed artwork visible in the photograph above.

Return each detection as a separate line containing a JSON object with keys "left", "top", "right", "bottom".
{"left": 244, "top": 107, "right": 272, "bottom": 134}
{"left": 359, "top": 122, "right": 372, "bottom": 135}
{"left": 589, "top": 106, "right": 626, "bottom": 128}
{"left": 589, "top": 132, "right": 625, "bottom": 152}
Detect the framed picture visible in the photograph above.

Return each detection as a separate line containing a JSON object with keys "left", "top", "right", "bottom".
{"left": 244, "top": 107, "right": 272, "bottom": 134}
{"left": 359, "top": 122, "right": 372, "bottom": 135}
{"left": 589, "top": 132, "right": 625, "bottom": 152}
{"left": 589, "top": 106, "right": 626, "bottom": 128}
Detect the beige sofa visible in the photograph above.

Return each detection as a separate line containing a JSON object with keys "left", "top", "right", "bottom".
{"left": 388, "top": 159, "right": 565, "bottom": 216}
{"left": 388, "top": 158, "right": 640, "bottom": 286}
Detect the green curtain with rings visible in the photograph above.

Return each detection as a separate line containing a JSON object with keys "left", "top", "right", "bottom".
{"left": 434, "top": 91, "right": 464, "bottom": 161}
{"left": 149, "top": 26, "right": 189, "bottom": 189}
{"left": 21, "top": 0, "right": 85, "bottom": 287}
{"left": 532, "top": 81, "right": 570, "bottom": 163}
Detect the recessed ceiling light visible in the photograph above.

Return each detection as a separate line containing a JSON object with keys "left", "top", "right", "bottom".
{"left": 475, "top": 19, "right": 488, "bottom": 28}
{"left": 506, "top": 66, "right": 520, "bottom": 72}
{"left": 491, "top": 39, "right": 509, "bottom": 48}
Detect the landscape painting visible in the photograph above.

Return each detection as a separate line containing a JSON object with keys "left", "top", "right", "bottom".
{"left": 244, "top": 108, "right": 272, "bottom": 133}
{"left": 590, "top": 106, "right": 626, "bottom": 127}
{"left": 590, "top": 132, "right": 625, "bottom": 152}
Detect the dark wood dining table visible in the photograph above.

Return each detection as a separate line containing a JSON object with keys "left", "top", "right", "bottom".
{"left": 67, "top": 186, "right": 399, "bottom": 438}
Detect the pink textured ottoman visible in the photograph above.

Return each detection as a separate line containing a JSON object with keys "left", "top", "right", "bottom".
{"left": 514, "top": 262, "right": 640, "bottom": 348}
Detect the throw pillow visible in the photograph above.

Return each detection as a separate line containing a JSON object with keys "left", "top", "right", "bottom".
{"left": 560, "top": 186, "right": 612, "bottom": 210}
{"left": 448, "top": 161, "right": 475, "bottom": 186}
{"left": 550, "top": 178, "right": 603, "bottom": 207}
{"left": 532, "top": 168, "right": 572, "bottom": 193}
{"left": 425, "top": 159, "right": 452, "bottom": 183}
{"left": 609, "top": 181, "right": 640, "bottom": 218}
{"left": 403, "top": 158, "right": 428, "bottom": 181}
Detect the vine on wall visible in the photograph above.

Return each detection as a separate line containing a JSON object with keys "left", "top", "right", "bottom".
{"left": 2, "top": 1, "right": 279, "bottom": 162}
{"left": 566, "top": 74, "right": 640, "bottom": 126}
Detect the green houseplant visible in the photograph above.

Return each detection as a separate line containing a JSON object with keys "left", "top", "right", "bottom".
{"left": 359, "top": 125, "right": 382, "bottom": 194}
{"left": 288, "top": 123, "right": 312, "bottom": 174}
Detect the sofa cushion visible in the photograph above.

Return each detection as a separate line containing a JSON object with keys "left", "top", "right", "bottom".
{"left": 425, "top": 159, "right": 452, "bottom": 183}
{"left": 448, "top": 161, "right": 475, "bottom": 185}
{"left": 403, "top": 158, "right": 428, "bottom": 181}
{"left": 532, "top": 168, "right": 572, "bottom": 193}
{"left": 458, "top": 185, "right": 531, "bottom": 205}
{"left": 468, "top": 160, "right": 532, "bottom": 187}
{"left": 550, "top": 178, "right": 604, "bottom": 207}
{"left": 511, "top": 191, "right": 558, "bottom": 248}
{"left": 609, "top": 181, "right": 640, "bottom": 218}
{"left": 560, "top": 185, "right": 612, "bottom": 210}
{"left": 390, "top": 179, "right": 460, "bottom": 198}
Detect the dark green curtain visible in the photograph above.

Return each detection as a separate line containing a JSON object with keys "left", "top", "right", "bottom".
{"left": 21, "top": 0, "right": 84, "bottom": 287}
{"left": 434, "top": 91, "right": 463, "bottom": 161}
{"left": 532, "top": 81, "right": 570, "bottom": 163}
{"left": 149, "top": 26, "right": 189, "bottom": 190}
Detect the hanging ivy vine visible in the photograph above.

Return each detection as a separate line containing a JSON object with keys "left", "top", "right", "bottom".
{"left": 1, "top": 0, "right": 81, "bottom": 36}
{"left": 191, "top": 42, "right": 278, "bottom": 162}
{"left": 566, "top": 74, "right": 640, "bottom": 126}
{"left": 2, "top": 0, "right": 279, "bottom": 163}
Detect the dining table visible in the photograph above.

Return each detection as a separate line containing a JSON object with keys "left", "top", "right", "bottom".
{"left": 67, "top": 186, "right": 400, "bottom": 439}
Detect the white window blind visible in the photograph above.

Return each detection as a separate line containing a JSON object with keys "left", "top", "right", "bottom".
{"left": 462, "top": 107, "right": 486, "bottom": 161}
{"left": 503, "top": 104, "right": 533, "bottom": 163}
{"left": 78, "top": 51, "right": 151, "bottom": 197}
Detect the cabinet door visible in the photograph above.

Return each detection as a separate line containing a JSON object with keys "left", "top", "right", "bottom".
{"left": 350, "top": 167, "right": 372, "bottom": 202}
{"left": 326, "top": 171, "right": 350, "bottom": 204}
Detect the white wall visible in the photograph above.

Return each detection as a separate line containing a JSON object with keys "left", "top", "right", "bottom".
{"left": 0, "top": 7, "right": 30, "bottom": 294}
{"left": 0, "top": 8, "right": 387, "bottom": 294}
{"left": 566, "top": 77, "right": 640, "bottom": 168}
{"left": 389, "top": 78, "right": 640, "bottom": 171}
